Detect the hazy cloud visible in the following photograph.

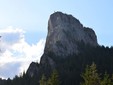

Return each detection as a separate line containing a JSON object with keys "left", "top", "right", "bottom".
{"left": 0, "top": 27, "right": 45, "bottom": 79}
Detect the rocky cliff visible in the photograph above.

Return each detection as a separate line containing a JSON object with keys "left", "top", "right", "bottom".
{"left": 27, "top": 12, "right": 98, "bottom": 77}
{"left": 44, "top": 12, "right": 98, "bottom": 56}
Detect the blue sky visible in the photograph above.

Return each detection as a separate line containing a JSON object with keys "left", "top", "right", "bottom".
{"left": 0, "top": 0, "right": 113, "bottom": 79}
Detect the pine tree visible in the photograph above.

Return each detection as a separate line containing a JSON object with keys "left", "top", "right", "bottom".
{"left": 81, "top": 62, "right": 100, "bottom": 85}
{"left": 100, "top": 72, "right": 112, "bottom": 85}
{"left": 39, "top": 74, "right": 47, "bottom": 85}
{"left": 47, "top": 70, "right": 60, "bottom": 85}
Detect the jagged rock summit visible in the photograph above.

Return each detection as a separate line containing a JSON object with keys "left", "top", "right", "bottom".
{"left": 44, "top": 12, "right": 98, "bottom": 56}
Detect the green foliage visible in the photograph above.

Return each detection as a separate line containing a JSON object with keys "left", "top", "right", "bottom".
{"left": 49, "top": 44, "right": 113, "bottom": 85}
{"left": 39, "top": 70, "right": 60, "bottom": 85}
{"left": 47, "top": 70, "right": 60, "bottom": 85}
{"left": 81, "top": 63, "right": 113, "bottom": 85}
{"left": 39, "top": 74, "right": 47, "bottom": 85}
{"left": 81, "top": 62, "right": 100, "bottom": 85}
{"left": 100, "top": 72, "right": 112, "bottom": 85}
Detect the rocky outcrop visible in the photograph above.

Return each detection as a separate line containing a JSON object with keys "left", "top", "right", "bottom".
{"left": 44, "top": 12, "right": 98, "bottom": 56}
{"left": 27, "top": 12, "right": 98, "bottom": 77}
{"left": 40, "top": 54, "right": 56, "bottom": 69}
{"left": 27, "top": 62, "right": 39, "bottom": 77}
{"left": 27, "top": 54, "right": 56, "bottom": 77}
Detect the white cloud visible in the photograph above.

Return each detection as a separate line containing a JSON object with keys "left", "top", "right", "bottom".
{"left": 0, "top": 27, "right": 45, "bottom": 79}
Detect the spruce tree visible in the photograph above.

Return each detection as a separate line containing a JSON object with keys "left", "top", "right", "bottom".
{"left": 47, "top": 70, "right": 60, "bottom": 85}
{"left": 81, "top": 62, "right": 100, "bottom": 85}
{"left": 100, "top": 72, "right": 112, "bottom": 85}
{"left": 39, "top": 74, "right": 47, "bottom": 85}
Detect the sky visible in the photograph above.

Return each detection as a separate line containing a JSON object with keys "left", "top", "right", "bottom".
{"left": 0, "top": 0, "right": 113, "bottom": 79}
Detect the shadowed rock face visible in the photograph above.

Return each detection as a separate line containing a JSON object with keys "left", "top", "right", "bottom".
{"left": 27, "top": 62, "right": 39, "bottom": 77}
{"left": 44, "top": 12, "right": 98, "bottom": 57}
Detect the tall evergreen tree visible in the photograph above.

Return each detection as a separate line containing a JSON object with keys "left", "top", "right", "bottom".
{"left": 47, "top": 70, "right": 60, "bottom": 85}
{"left": 39, "top": 74, "right": 47, "bottom": 85}
{"left": 81, "top": 62, "right": 100, "bottom": 85}
{"left": 100, "top": 72, "right": 112, "bottom": 85}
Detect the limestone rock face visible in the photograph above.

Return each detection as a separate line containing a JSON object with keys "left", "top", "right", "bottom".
{"left": 40, "top": 54, "right": 56, "bottom": 69}
{"left": 27, "top": 62, "right": 39, "bottom": 77}
{"left": 27, "top": 12, "right": 98, "bottom": 77}
{"left": 44, "top": 12, "right": 98, "bottom": 56}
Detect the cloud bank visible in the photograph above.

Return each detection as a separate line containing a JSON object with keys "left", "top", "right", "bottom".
{"left": 0, "top": 27, "right": 45, "bottom": 79}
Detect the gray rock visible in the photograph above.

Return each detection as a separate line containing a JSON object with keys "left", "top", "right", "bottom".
{"left": 44, "top": 12, "right": 98, "bottom": 57}
{"left": 27, "top": 55, "right": 56, "bottom": 77}
{"left": 26, "top": 62, "right": 39, "bottom": 77}
{"left": 27, "top": 12, "right": 98, "bottom": 77}
{"left": 40, "top": 54, "right": 56, "bottom": 70}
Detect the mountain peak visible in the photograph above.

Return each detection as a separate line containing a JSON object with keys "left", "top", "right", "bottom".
{"left": 48, "top": 12, "right": 82, "bottom": 31}
{"left": 26, "top": 12, "right": 99, "bottom": 83}
{"left": 50, "top": 11, "right": 80, "bottom": 23}
{"left": 44, "top": 12, "right": 98, "bottom": 56}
